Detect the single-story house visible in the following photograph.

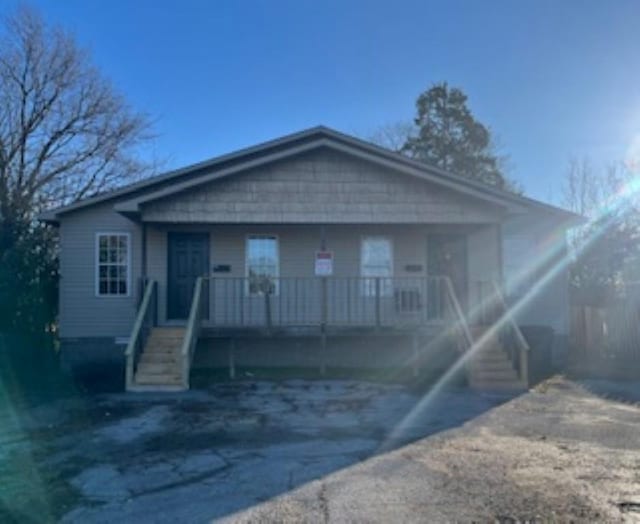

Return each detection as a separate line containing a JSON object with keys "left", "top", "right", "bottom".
{"left": 40, "top": 126, "right": 579, "bottom": 391}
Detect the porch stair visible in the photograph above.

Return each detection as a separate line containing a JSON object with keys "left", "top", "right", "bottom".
{"left": 467, "top": 326, "right": 527, "bottom": 391}
{"left": 129, "top": 327, "right": 187, "bottom": 392}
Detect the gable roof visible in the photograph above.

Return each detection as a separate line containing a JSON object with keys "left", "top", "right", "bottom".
{"left": 39, "top": 126, "right": 580, "bottom": 224}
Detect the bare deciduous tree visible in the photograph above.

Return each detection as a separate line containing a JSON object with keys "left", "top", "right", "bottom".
{"left": 562, "top": 158, "right": 636, "bottom": 217}
{"left": 0, "top": 6, "right": 153, "bottom": 334}
{"left": 562, "top": 158, "right": 604, "bottom": 217}
{"left": 368, "top": 121, "right": 416, "bottom": 152}
{"left": 0, "top": 6, "right": 151, "bottom": 224}
{"left": 562, "top": 157, "right": 640, "bottom": 297}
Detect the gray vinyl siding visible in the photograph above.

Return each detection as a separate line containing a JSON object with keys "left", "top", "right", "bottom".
{"left": 502, "top": 213, "right": 570, "bottom": 335}
{"left": 58, "top": 214, "right": 500, "bottom": 336}
{"left": 145, "top": 223, "right": 499, "bottom": 326}
{"left": 141, "top": 149, "right": 505, "bottom": 224}
{"left": 56, "top": 148, "right": 505, "bottom": 338}
{"left": 467, "top": 224, "right": 501, "bottom": 314}
{"left": 58, "top": 203, "right": 142, "bottom": 338}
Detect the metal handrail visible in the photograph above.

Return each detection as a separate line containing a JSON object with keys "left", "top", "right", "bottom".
{"left": 180, "top": 276, "right": 205, "bottom": 389}
{"left": 199, "top": 276, "right": 456, "bottom": 328}
{"left": 125, "top": 279, "right": 157, "bottom": 389}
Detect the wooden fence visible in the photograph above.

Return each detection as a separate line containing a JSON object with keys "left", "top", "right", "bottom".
{"left": 570, "top": 300, "right": 640, "bottom": 378}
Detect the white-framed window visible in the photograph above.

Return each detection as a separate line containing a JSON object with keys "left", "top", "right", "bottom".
{"left": 96, "top": 232, "right": 130, "bottom": 297}
{"left": 246, "top": 235, "right": 279, "bottom": 295}
{"left": 361, "top": 236, "right": 393, "bottom": 296}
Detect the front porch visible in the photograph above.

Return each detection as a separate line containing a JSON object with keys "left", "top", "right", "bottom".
{"left": 124, "top": 274, "right": 529, "bottom": 393}
{"left": 124, "top": 218, "right": 525, "bottom": 391}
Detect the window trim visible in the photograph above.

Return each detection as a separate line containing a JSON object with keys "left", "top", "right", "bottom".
{"left": 245, "top": 234, "right": 280, "bottom": 296}
{"left": 360, "top": 236, "right": 394, "bottom": 297}
{"left": 95, "top": 232, "right": 132, "bottom": 298}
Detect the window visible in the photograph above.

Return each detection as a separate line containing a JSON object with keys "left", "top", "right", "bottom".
{"left": 361, "top": 237, "right": 393, "bottom": 296}
{"left": 96, "top": 233, "right": 130, "bottom": 296}
{"left": 246, "top": 235, "right": 279, "bottom": 295}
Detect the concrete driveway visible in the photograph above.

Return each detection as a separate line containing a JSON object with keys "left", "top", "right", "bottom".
{"left": 1, "top": 380, "right": 506, "bottom": 523}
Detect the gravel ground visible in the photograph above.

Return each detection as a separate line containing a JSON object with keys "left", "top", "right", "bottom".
{"left": 1, "top": 377, "right": 639, "bottom": 523}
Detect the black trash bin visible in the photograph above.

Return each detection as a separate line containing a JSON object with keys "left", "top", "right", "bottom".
{"left": 520, "top": 325, "right": 555, "bottom": 385}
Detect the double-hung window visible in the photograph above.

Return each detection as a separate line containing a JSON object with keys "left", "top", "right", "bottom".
{"left": 96, "top": 233, "right": 130, "bottom": 296}
{"left": 361, "top": 237, "right": 393, "bottom": 296}
{"left": 246, "top": 235, "right": 279, "bottom": 295}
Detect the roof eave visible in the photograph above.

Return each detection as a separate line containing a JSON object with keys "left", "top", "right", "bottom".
{"left": 37, "top": 210, "right": 60, "bottom": 226}
{"left": 114, "top": 138, "right": 524, "bottom": 216}
{"left": 36, "top": 125, "right": 578, "bottom": 223}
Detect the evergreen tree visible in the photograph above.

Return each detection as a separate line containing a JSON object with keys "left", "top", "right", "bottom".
{"left": 402, "top": 82, "right": 506, "bottom": 188}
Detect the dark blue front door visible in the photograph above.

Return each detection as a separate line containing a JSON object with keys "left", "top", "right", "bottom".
{"left": 167, "top": 232, "right": 209, "bottom": 319}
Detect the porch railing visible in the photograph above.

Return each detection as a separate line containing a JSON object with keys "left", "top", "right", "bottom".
{"left": 181, "top": 276, "right": 205, "bottom": 389}
{"left": 176, "top": 274, "right": 474, "bottom": 385}
{"left": 125, "top": 278, "right": 157, "bottom": 389}
{"left": 476, "top": 280, "right": 530, "bottom": 384}
{"left": 440, "top": 276, "right": 475, "bottom": 354}
{"left": 200, "top": 276, "right": 458, "bottom": 329}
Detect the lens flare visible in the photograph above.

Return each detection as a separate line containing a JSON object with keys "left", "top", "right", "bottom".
{"left": 625, "top": 135, "right": 640, "bottom": 174}
{"left": 382, "top": 169, "right": 640, "bottom": 450}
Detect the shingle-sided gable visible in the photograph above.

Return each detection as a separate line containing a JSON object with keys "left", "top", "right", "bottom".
{"left": 140, "top": 148, "right": 505, "bottom": 224}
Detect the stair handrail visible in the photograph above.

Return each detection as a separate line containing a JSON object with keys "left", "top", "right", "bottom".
{"left": 125, "top": 279, "right": 157, "bottom": 390}
{"left": 490, "top": 280, "right": 530, "bottom": 384}
{"left": 440, "top": 276, "right": 474, "bottom": 353}
{"left": 180, "top": 276, "right": 205, "bottom": 389}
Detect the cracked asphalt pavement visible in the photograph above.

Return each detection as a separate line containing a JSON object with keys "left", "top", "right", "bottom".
{"left": 226, "top": 378, "right": 640, "bottom": 523}
{"left": 2, "top": 377, "right": 639, "bottom": 523}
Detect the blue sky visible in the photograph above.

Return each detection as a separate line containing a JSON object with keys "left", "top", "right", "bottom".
{"left": 4, "top": 0, "right": 640, "bottom": 203}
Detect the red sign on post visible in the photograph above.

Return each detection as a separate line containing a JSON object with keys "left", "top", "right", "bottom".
{"left": 315, "top": 251, "right": 333, "bottom": 276}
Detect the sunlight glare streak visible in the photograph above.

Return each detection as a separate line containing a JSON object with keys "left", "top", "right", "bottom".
{"left": 0, "top": 335, "right": 53, "bottom": 521}
{"left": 625, "top": 134, "right": 640, "bottom": 174}
{"left": 381, "top": 169, "right": 640, "bottom": 450}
